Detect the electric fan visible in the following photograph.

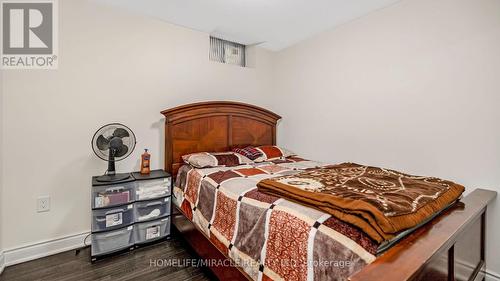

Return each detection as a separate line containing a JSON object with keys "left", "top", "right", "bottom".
{"left": 91, "top": 123, "right": 136, "bottom": 182}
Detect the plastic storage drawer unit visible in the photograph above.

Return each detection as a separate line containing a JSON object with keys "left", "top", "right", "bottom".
{"left": 92, "top": 181, "right": 135, "bottom": 209}
{"left": 91, "top": 226, "right": 134, "bottom": 256}
{"left": 134, "top": 197, "right": 171, "bottom": 222}
{"left": 92, "top": 204, "right": 134, "bottom": 232}
{"left": 134, "top": 217, "right": 170, "bottom": 244}
{"left": 135, "top": 177, "right": 171, "bottom": 201}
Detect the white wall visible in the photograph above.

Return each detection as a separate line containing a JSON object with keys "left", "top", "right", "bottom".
{"left": 0, "top": 68, "right": 4, "bottom": 273}
{"left": 1, "top": 0, "right": 275, "bottom": 251}
{"left": 2, "top": 0, "right": 500, "bottom": 277}
{"left": 272, "top": 0, "right": 500, "bottom": 276}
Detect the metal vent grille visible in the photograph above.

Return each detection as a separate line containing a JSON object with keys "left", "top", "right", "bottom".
{"left": 209, "top": 36, "right": 246, "bottom": 67}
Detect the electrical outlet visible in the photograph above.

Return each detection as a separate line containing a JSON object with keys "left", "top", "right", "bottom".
{"left": 37, "top": 196, "right": 50, "bottom": 212}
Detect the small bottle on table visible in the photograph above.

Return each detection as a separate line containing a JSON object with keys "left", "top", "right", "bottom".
{"left": 140, "top": 149, "right": 151, "bottom": 175}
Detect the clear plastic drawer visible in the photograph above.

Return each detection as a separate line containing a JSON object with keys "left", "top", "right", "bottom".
{"left": 134, "top": 197, "right": 170, "bottom": 222}
{"left": 134, "top": 217, "right": 170, "bottom": 244}
{"left": 92, "top": 182, "right": 135, "bottom": 209}
{"left": 92, "top": 204, "right": 134, "bottom": 232}
{"left": 91, "top": 226, "right": 134, "bottom": 256}
{"left": 135, "top": 178, "right": 170, "bottom": 201}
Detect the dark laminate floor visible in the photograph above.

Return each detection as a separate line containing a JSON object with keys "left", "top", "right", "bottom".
{"left": 0, "top": 235, "right": 213, "bottom": 281}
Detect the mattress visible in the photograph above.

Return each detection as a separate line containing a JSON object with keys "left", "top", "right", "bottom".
{"left": 173, "top": 156, "right": 377, "bottom": 281}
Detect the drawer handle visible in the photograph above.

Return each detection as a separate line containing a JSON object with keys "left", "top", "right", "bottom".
{"left": 140, "top": 183, "right": 168, "bottom": 188}
{"left": 104, "top": 186, "right": 125, "bottom": 192}
{"left": 101, "top": 229, "right": 128, "bottom": 237}
{"left": 145, "top": 202, "right": 162, "bottom": 207}
{"left": 105, "top": 208, "right": 125, "bottom": 215}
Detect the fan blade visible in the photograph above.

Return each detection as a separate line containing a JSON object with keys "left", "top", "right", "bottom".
{"left": 96, "top": 135, "right": 110, "bottom": 151}
{"left": 114, "top": 145, "right": 129, "bottom": 158}
{"left": 113, "top": 128, "right": 130, "bottom": 138}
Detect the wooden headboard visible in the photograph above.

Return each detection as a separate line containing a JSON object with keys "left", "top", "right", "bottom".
{"left": 161, "top": 101, "right": 281, "bottom": 176}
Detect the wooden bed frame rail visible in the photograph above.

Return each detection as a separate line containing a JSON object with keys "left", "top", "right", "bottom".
{"left": 350, "top": 188, "right": 495, "bottom": 281}
{"left": 161, "top": 101, "right": 497, "bottom": 281}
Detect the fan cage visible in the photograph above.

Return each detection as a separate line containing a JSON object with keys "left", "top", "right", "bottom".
{"left": 91, "top": 123, "right": 136, "bottom": 162}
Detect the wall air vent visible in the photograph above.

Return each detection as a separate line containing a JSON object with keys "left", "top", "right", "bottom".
{"left": 209, "top": 36, "right": 246, "bottom": 67}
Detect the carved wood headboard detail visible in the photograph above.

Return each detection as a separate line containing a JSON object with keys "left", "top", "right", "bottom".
{"left": 161, "top": 101, "right": 281, "bottom": 176}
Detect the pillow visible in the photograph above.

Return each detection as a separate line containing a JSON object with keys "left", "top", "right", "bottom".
{"left": 232, "top": 146, "right": 263, "bottom": 160}
{"left": 254, "top": 145, "right": 296, "bottom": 162}
{"left": 182, "top": 152, "right": 253, "bottom": 168}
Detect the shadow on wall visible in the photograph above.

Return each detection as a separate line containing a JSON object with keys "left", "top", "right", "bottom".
{"left": 153, "top": 118, "right": 165, "bottom": 171}
{"left": 52, "top": 156, "right": 99, "bottom": 238}
{"left": 485, "top": 197, "right": 499, "bottom": 277}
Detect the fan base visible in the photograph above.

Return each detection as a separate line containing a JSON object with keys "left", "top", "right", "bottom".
{"left": 95, "top": 173, "right": 131, "bottom": 183}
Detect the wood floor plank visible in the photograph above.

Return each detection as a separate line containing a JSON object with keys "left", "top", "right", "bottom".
{"left": 0, "top": 236, "right": 213, "bottom": 281}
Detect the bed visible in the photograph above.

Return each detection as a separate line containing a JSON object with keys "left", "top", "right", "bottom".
{"left": 161, "top": 101, "right": 496, "bottom": 281}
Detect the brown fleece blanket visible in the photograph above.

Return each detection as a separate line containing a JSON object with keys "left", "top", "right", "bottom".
{"left": 257, "top": 163, "right": 464, "bottom": 243}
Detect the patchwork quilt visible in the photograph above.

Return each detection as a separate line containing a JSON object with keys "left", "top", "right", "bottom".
{"left": 173, "top": 157, "right": 377, "bottom": 281}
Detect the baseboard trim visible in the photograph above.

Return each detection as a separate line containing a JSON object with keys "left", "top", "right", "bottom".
{"left": 455, "top": 259, "right": 500, "bottom": 281}
{"left": 0, "top": 250, "right": 5, "bottom": 275}
{"left": 3, "top": 231, "right": 90, "bottom": 267}
{"left": 486, "top": 270, "right": 500, "bottom": 281}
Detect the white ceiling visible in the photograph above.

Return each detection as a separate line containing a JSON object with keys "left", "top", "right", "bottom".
{"left": 96, "top": 0, "right": 401, "bottom": 51}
